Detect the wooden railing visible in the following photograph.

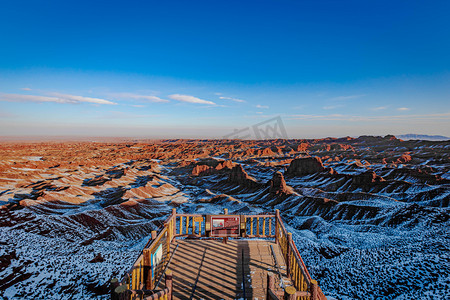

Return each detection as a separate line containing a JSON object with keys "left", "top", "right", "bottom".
{"left": 111, "top": 270, "right": 173, "bottom": 300}
{"left": 274, "top": 210, "right": 327, "bottom": 300}
{"left": 244, "top": 212, "right": 275, "bottom": 238}
{"left": 111, "top": 210, "right": 176, "bottom": 299}
{"left": 173, "top": 208, "right": 275, "bottom": 238}
{"left": 112, "top": 208, "right": 325, "bottom": 300}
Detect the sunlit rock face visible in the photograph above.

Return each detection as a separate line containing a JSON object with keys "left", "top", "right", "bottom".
{"left": 0, "top": 136, "right": 449, "bottom": 299}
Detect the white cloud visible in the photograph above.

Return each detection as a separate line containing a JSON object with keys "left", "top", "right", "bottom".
{"left": 113, "top": 93, "right": 169, "bottom": 103}
{"left": 169, "top": 94, "right": 216, "bottom": 105}
{"left": 21, "top": 87, "right": 32, "bottom": 91}
{"left": 397, "top": 107, "right": 410, "bottom": 111}
{"left": 330, "top": 94, "right": 366, "bottom": 101}
{"left": 50, "top": 93, "right": 117, "bottom": 105}
{"left": 256, "top": 104, "right": 269, "bottom": 109}
{"left": 0, "top": 93, "right": 117, "bottom": 105}
{"left": 372, "top": 106, "right": 388, "bottom": 111}
{"left": 131, "top": 104, "right": 146, "bottom": 108}
{"left": 219, "top": 96, "right": 246, "bottom": 103}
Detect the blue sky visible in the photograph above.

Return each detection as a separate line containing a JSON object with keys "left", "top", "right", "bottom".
{"left": 0, "top": 0, "right": 449, "bottom": 138}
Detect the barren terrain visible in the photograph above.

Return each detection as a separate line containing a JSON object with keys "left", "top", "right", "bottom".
{"left": 0, "top": 136, "right": 449, "bottom": 299}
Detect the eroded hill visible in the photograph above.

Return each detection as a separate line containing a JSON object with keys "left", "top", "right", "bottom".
{"left": 0, "top": 136, "right": 449, "bottom": 299}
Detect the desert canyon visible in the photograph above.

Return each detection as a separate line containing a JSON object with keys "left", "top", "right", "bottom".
{"left": 0, "top": 136, "right": 449, "bottom": 299}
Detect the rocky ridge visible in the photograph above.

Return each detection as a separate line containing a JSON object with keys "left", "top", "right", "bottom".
{"left": 0, "top": 136, "right": 449, "bottom": 299}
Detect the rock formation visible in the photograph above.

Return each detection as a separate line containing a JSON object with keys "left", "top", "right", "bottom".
{"left": 192, "top": 164, "right": 212, "bottom": 176}
{"left": 269, "top": 171, "right": 287, "bottom": 194}
{"left": 228, "top": 164, "right": 259, "bottom": 188}
{"left": 191, "top": 160, "right": 234, "bottom": 176}
{"left": 0, "top": 136, "right": 449, "bottom": 299}
{"left": 286, "top": 156, "right": 326, "bottom": 176}
{"left": 351, "top": 170, "right": 385, "bottom": 185}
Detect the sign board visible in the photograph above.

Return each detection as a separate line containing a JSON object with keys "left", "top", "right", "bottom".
{"left": 151, "top": 244, "right": 163, "bottom": 277}
{"left": 211, "top": 215, "right": 240, "bottom": 237}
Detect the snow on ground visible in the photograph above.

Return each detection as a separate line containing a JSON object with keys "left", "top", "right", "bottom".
{"left": 1, "top": 143, "right": 449, "bottom": 299}
{"left": 284, "top": 214, "right": 450, "bottom": 299}
{"left": 0, "top": 227, "right": 148, "bottom": 300}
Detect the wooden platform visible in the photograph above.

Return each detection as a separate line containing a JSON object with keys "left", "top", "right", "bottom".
{"left": 113, "top": 211, "right": 326, "bottom": 300}
{"left": 162, "top": 239, "right": 288, "bottom": 300}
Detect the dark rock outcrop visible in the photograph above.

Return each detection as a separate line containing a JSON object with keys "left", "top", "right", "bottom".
{"left": 286, "top": 156, "right": 326, "bottom": 176}
{"left": 269, "top": 171, "right": 288, "bottom": 194}
{"left": 228, "top": 164, "right": 259, "bottom": 188}
{"left": 89, "top": 253, "right": 104, "bottom": 263}
{"left": 352, "top": 171, "right": 385, "bottom": 185}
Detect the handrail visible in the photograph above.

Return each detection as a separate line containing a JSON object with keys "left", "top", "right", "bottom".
{"left": 114, "top": 208, "right": 326, "bottom": 300}
{"left": 275, "top": 210, "right": 327, "bottom": 300}
{"left": 173, "top": 212, "right": 276, "bottom": 238}
{"left": 113, "top": 270, "right": 173, "bottom": 300}
{"left": 119, "top": 214, "right": 174, "bottom": 291}
{"left": 292, "top": 239, "right": 312, "bottom": 282}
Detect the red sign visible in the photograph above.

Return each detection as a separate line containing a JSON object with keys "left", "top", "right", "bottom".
{"left": 211, "top": 215, "right": 240, "bottom": 237}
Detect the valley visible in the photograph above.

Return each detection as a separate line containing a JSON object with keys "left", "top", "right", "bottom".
{"left": 0, "top": 136, "right": 449, "bottom": 299}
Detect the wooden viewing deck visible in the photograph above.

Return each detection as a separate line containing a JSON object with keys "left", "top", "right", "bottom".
{"left": 111, "top": 209, "right": 326, "bottom": 300}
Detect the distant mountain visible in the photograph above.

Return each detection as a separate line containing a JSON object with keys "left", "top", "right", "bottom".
{"left": 398, "top": 134, "right": 450, "bottom": 141}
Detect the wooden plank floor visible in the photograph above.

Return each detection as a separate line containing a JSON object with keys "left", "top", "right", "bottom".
{"left": 163, "top": 239, "right": 288, "bottom": 300}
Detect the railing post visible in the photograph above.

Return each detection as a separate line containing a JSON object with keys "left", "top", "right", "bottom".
{"left": 114, "top": 284, "right": 128, "bottom": 300}
{"left": 144, "top": 249, "right": 153, "bottom": 290}
{"left": 165, "top": 270, "right": 173, "bottom": 300}
{"left": 266, "top": 272, "right": 275, "bottom": 300}
{"left": 223, "top": 208, "right": 228, "bottom": 244}
{"left": 284, "top": 286, "right": 296, "bottom": 300}
{"left": 164, "top": 223, "right": 170, "bottom": 257}
{"left": 241, "top": 216, "right": 247, "bottom": 238}
{"left": 286, "top": 232, "right": 293, "bottom": 278}
{"left": 110, "top": 278, "right": 119, "bottom": 300}
{"left": 172, "top": 208, "right": 177, "bottom": 237}
{"left": 262, "top": 217, "right": 266, "bottom": 237}
{"left": 256, "top": 217, "right": 260, "bottom": 237}
{"left": 125, "top": 273, "right": 130, "bottom": 291}
{"left": 145, "top": 233, "right": 155, "bottom": 290}
{"left": 310, "top": 279, "right": 318, "bottom": 300}
{"left": 139, "top": 261, "right": 144, "bottom": 290}
{"left": 275, "top": 209, "right": 280, "bottom": 244}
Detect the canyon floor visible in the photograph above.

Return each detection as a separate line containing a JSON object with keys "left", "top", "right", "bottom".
{"left": 0, "top": 136, "right": 449, "bottom": 299}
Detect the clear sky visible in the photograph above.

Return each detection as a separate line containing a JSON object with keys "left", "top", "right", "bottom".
{"left": 0, "top": 0, "right": 449, "bottom": 139}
